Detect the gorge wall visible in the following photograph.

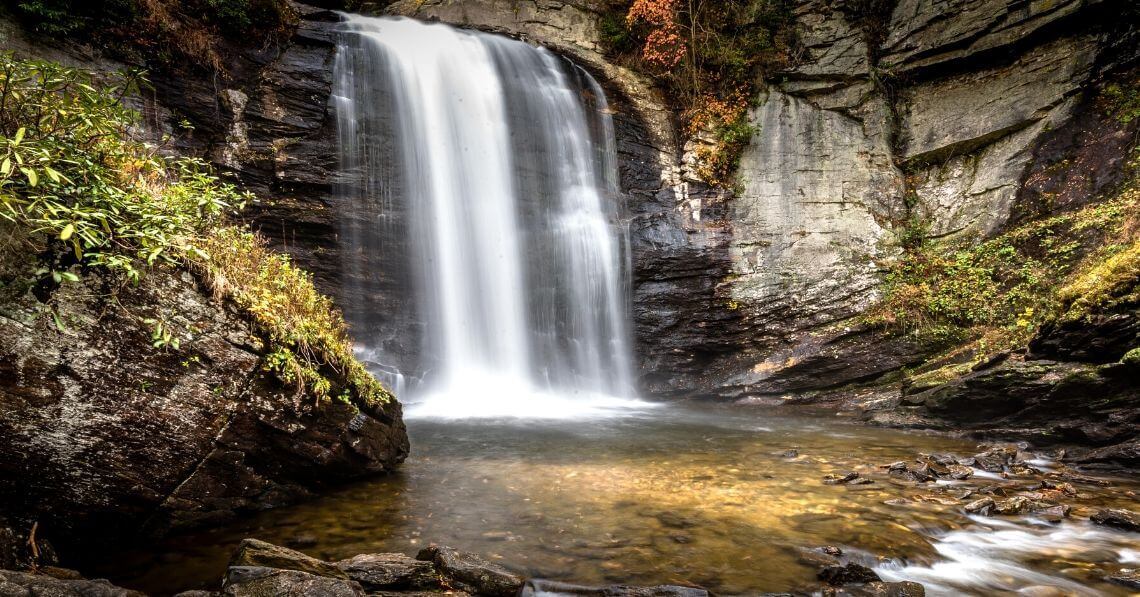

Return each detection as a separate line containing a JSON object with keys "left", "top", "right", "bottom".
{"left": 8, "top": 0, "right": 1124, "bottom": 405}
{"left": 156, "top": 0, "right": 1137, "bottom": 402}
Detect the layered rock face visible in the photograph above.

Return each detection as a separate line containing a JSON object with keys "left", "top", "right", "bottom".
{"left": 364, "top": 0, "right": 1136, "bottom": 398}
{"left": 44, "top": 0, "right": 1129, "bottom": 400}
{"left": 717, "top": 0, "right": 1135, "bottom": 398}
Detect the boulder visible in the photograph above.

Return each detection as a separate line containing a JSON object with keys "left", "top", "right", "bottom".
{"left": 416, "top": 544, "right": 523, "bottom": 597}
{"left": 0, "top": 264, "right": 408, "bottom": 547}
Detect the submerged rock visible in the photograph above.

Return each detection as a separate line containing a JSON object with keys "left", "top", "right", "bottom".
{"left": 1106, "top": 568, "right": 1140, "bottom": 590}
{"left": 823, "top": 472, "right": 874, "bottom": 486}
{"left": 832, "top": 581, "right": 926, "bottom": 596}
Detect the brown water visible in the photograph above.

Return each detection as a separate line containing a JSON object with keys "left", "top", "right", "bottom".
{"left": 85, "top": 404, "right": 1140, "bottom": 595}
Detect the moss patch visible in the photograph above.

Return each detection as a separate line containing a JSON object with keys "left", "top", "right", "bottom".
{"left": 195, "top": 228, "right": 392, "bottom": 406}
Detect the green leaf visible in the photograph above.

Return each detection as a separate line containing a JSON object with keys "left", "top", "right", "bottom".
{"left": 60, "top": 271, "right": 80, "bottom": 282}
{"left": 0, "top": 158, "right": 10, "bottom": 175}
{"left": 43, "top": 166, "right": 62, "bottom": 183}
{"left": 59, "top": 223, "right": 74, "bottom": 240}
{"left": 12, "top": 127, "right": 25, "bottom": 146}
{"left": 21, "top": 167, "right": 37, "bottom": 187}
{"left": 51, "top": 271, "right": 61, "bottom": 283}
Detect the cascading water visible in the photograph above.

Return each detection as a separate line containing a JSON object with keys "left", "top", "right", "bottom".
{"left": 332, "top": 15, "right": 648, "bottom": 418}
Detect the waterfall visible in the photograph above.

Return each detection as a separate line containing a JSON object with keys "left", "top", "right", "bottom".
{"left": 333, "top": 15, "right": 647, "bottom": 418}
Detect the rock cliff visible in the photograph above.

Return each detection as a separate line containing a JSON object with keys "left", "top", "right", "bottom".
{"left": 0, "top": 246, "right": 408, "bottom": 553}
{"left": 8, "top": 0, "right": 1134, "bottom": 405}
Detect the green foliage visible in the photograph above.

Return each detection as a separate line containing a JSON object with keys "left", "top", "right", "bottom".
{"left": 0, "top": 54, "right": 390, "bottom": 407}
{"left": 1056, "top": 239, "right": 1140, "bottom": 323}
{"left": 197, "top": 228, "right": 393, "bottom": 406}
{"left": 0, "top": 54, "right": 248, "bottom": 283}
{"left": 1102, "top": 78, "right": 1140, "bottom": 124}
{"left": 869, "top": 150, "right": 1140, "bottom": 351}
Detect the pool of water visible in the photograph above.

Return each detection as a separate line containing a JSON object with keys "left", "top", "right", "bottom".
{"left": 85, "top": 404, "right": 1140, "bottom": 595}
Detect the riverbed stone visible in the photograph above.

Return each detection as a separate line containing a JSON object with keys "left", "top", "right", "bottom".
{"left": 0, "top": 569, "right": 145, "bottom": 596}
{"left": 1091, "top": 509, "right": 1140, "bottom": 532}
{"left": 520, "top": 579, "right": 709, "bottom": 596}
{"left": 818, "top": 563, "right": 882, "bottom": 585}
{"left": 416, "top": 544, "right": 523, "bottom": 597}
{"left": 836, "top": 581, "right": 927, "bottom": 596}
{"left": 222, "top": 566, "right": 365, "bottom": 596}
{"left": 1107, "top": 569, "right": 1140, "bottom": 590}
{"left": 335, "top": 553, "right": 439, "bottom": 590}
{"left": 230, "top": 538, "right": 348, "bottom": 580}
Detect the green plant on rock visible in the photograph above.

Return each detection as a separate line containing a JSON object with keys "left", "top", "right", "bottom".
{"left": 1102, "top": 77, "right": 1140, "bottom": 124}
{"left": 11, "top": 0, "right": 297, "bottom": 74}
{"left": 196, "top": 228, "right": 393, "bottom": 406}
{"left": 870, "top": 146, "right": 1140, "bottom": 362}
{"left": 0, "top": 54, "right": 391, "bottom": 407}
{"left": 0, "top": 53, "right": 248, "bottom": 283}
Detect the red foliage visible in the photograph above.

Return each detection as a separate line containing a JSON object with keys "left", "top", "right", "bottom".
{"left": 626, "top": 0, "right": 686, "bottom": 68}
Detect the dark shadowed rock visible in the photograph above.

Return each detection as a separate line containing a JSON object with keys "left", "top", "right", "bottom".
{"left": 0, "top": 264, "right": 408, "bottom": 548}
{"left": 335, "top": 553, "right": 439, "bottom": 590}
{"left": 416, "top": 544, "right": 523, "bottom": 597}
{"left": 1030, "top": 304, "right": 1140, "bottom": 364}
{"left": 0, "top": 569, "right": 145, "bottom": 596}
{"left": 1107, "top": 569, "right": 1140, "bottom": 590}
{"left": 836, "top": 581, "right": 926, "bottom": 596}
{"left": 819, "top": 563, "right": 882, "bottom": 585}
{"left": 1091, "top": 509, "right": 1140, "bottom": 533}
{"left": 222, "top": 566, "right": 364, "bottom": 596}
{"left": 520, "top": 579, "right": 708, "bottom": 596}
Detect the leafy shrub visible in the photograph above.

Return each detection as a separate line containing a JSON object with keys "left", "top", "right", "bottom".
{"left": 0, "top": 54, "right": 246, "bottom": 283}
{"left": 0, "top": 54, "right": 390, "bottom": 406}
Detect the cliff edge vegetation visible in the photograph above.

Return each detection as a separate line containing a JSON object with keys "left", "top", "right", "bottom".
{"left": 0, "top": 52, "right": 390, "bottom": 407}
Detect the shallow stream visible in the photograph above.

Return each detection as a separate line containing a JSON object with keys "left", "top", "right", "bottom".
{"left": 88, "top": 405, "right": 1140, "bottom": 595}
